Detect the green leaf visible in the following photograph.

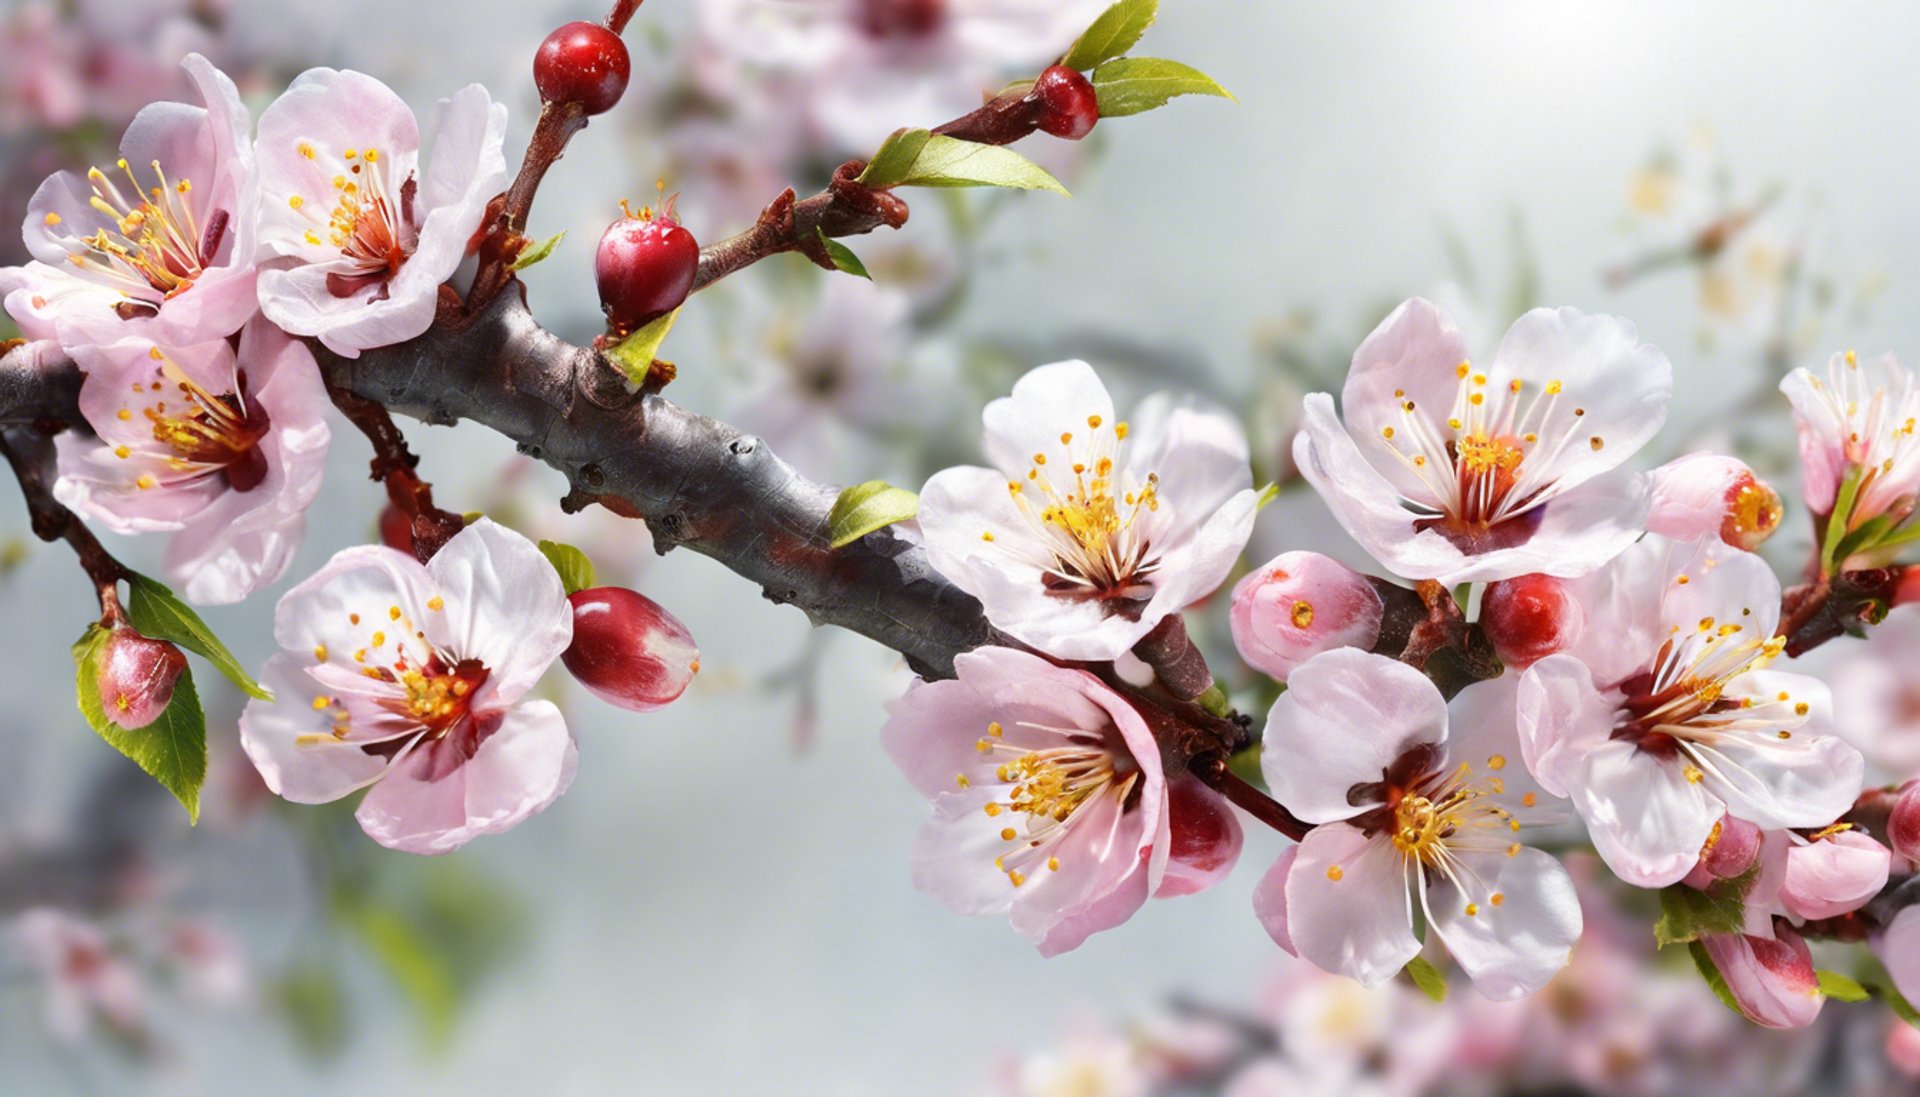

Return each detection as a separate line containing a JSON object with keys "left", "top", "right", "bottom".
{"left": 275, "top": 963, "right": 350, "bottom": 1062}
{"left": 72, "top": 624, "right": 207, "bottom": 823}
{"left": 1255, "top": 482, "right": 1281, "bottom": 511}
{"left": 1888, "top": 986, "right": 1920, "bottom": 1028}
{"left": 1059, "top": 0, "right": 1158, "bottom": 71}
{"left": 537, "top": 539, "right": 597, "bottom": 596}
{"left": 857, "top": 129, "right": 1068, "bottom": 195}
{"left": 1402, "top": 956, "right": 1448, "bottom": 1002}
{"left": 1822, "top": 464, "right": 1864, "bottom": 574}
{"left": 604, "top": 307, "right": 681, "bottom": 385}
{"left": 1091, "top": 57, "right": 1235, "bottom": 118}
{"left": 816, "top": 228, "right": 872, "bottom": 280}
{"left": 827, "top": 480, "right": 920, "bottom": 548}
{"left": 1688, "top": 941, "right": 1747, "bottom": 1018}
{"left": 1816, "top": 970, "right": 1870, "bottom": 1002}
{"left": 1654, "top": 869, "right": 1756, "bottom": 947}
{"left": 340, "top": 902, "right": 458, "bottom": 1049}
{"left": 508, "top": 229, "right": 566, "bottom": 272}
{"left": 1195, "top": 684, "right": 1231, "bottom": 718}
{"left": 125, "top": 572, "right": 271, "bottom": 701}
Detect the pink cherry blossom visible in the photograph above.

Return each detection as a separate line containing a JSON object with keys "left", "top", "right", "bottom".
{"left": 1778, "top": 826, "right": 1890, "bottom": 921}
{"left": 8, "top": 908, "right": 145, "bottom": 1042}
{"left": 1646, "top": 451, "right": 1783, "bottom": 551}
{"left": 53, "top": 316, "right": 331, "bottom": 604}
{"left": 1802, "top": 605, "right": 1920, "bottom": 779}
{"left": 1884, "top": 905, "right": 1920, "bottom": 1007}
{"left": 1518, "top": 535, "right": 1864, "bottom": 887}
{"left": 1780, "top": 350, "right": 1920, "bottom": 534}
{"left": 1251, "top": 651, "right": 1582, "bottom": 998}
{"left": 254, "top": 67, "right": 505, "bottom": 357}
{"left": 918, "top": 361, "right": 1258, "bottom": 660}
{"left": 239, "top": 519, "right": 576, "bottom": 854}
{"left": 1229, "top": 550, "right": 1384, "bottom": 682}
{"left": 1891, "top": 781, "right": 1920, "bottom": 863}
{"left": 1294, "top": 298, "right": 1672, "bottom": 583}
{"left": 881, "top": 646, "right": 1241, "bottom": 955}
{"left": 6, "top": 53, "right": 256, "bottom": 347}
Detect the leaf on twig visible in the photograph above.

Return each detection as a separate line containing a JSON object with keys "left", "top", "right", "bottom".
{"left": 1091, "top": 57, "right": 1234, "bottom": 118}
{"left": 126, "top": 571, "right": 271, "bottom": 700}
{"left": 537, "top": 539, "right": 597, "bottom": 596}
{"left": 1060, "top": 0, "right": 1159, "bottom": 71}
{"left": 827, "top": 481, "right": 920, "bottom": 548}
{"left": 72, "top": 624, "right": 207, "bottom": 823}
{"left": 605, "top": 307, "right": 681, "bottom": 386}
{"left": 509, "top": 230, "right": 566, "bottom": 272}
{"left": 857, "top": 130, "right": 1068, "bottom": 195}
{"left": 816, "top": 229, "right": 872, "bottom": 280}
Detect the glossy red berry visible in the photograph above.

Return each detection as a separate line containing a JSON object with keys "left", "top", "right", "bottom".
{"left": 562, "top": 587, "right": 699, "bottom": 713}
{"left": 595, "top": 200, "right": 699, "bottom": 336}
{"left": 533, "top": 21, "right": 631, "bottom": 116}
{"left": 1481, "top": 573, "right": 1583, "bottom": 670}
{"left": 96, "top": 628, "right": 187, "bottom": 730}
{"left": 1033, "top": 65, "right": 1099, "bottom": 140}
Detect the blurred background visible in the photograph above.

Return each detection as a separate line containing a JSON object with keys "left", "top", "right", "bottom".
{"left": 2, "top": 0, "right": 1918, "bottom": 1093}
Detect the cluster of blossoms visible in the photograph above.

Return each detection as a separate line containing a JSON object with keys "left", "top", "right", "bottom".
{"left": 886, "top": 294, "right": 1920, "bottom": 1028}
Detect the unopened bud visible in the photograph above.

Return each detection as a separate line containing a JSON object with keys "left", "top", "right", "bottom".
{"left": 96, "top": 628, "right": 187, "bottom": 730}
{"left": 1647, "top": 452, "right": 1784, "bottom": 551}
{"left": 1891, "top": 780, "right": 1920, "bottom": 863}
{"left": 1481, "top": 573, "right": 1584, "bottom": 670}
{"left": 562, "top": 587, "right": 699, "bottom": 712}
{"left": 1779, "top": 826, "right": 1891, "bottom": 921}
{"left": 1228, "top": 552, "right": 1382, "bottom": 682}
{"left": 1684, "top": 813, "right": 1764, "bottom": 887}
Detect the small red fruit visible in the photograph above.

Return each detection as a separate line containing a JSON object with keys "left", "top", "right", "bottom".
{"left": 96, "top": 628, "right": 187, "bottom": 730}
{"left": 533, "top": 21, "right": 631, "bottom": 116}
{"left": 562, "top": 587, "right": 699, "bottom": 712}
{"left": 1481, "top": 573, "right": 1583, "bottom": 670}
{"left": 1033, "top": 65, "right": 1099, "bottom": 140}
{"left": 595, "top": 197, "right": 699, "bottom": 336}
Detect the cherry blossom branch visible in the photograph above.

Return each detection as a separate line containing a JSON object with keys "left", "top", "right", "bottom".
{"left": 0, "top": 427, "right": 129, "bottom": 625}
{"left": 324, "top": 384, "right": 467, "bottom": 562}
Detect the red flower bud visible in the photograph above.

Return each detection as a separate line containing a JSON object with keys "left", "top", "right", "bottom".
{"left": 1647, "top": 452, "right": 1784, "bottom": 551}
{"left": 1891, "top": 780, "right": 1920, "bottom": 863}
{"left": 595, "top": 199, "right": 698, "bottom": 336}
{"left": 561, "top": 587, "right": 699, "bottom": 712}
{"left": 533, "top": 21, "right": 631, "bottom": 116}
{"left": 1481, "top": 573, "right": 1583, "bottom": 669}
{"left": 1033, "top": 65, "right": 1099, "bottom": 140}
{"left": 96, "top": 628, "right": 187, "bottom": 730}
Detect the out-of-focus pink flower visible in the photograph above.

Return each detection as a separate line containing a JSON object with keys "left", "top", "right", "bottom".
{"left": 1888, "top": 1015, "right": 1920, "bottom": 1077}
{"left": 162, "top": 918, "right": 250, "bottom": 1006}
{"left": 1518, "top": 536, "right": 1862, "bottom": 887}
{"left": 6, "top": 54, "right": 256, "bottom": 347}
{"left": 1253, "top": 651, "right": 1581, "bottom": 998}
{"left": 1228, "top": 550, "right": 1383, "bottom": 682}
{"left": 53, "top": 318, "right": 330, "bottom": 604}
{"left": 1779, "top": 826, "right": 1890, "bottom": 921}
{"left": 1647, "top": 452, "right": 1784, "bottom": 551}
{"left": 1294, "top": 298, "right": 1671, "bottom": 584}
{"left": 919, "top": 360, "right": 1257, "bottom": 660}
{"left": 1805, "top": 607, "right": 1920, "bottom": 779}
{"left": 881, "top": 646, "right": 1239, "bottom": 955}
{"left": 1780, "top": 351, "right": 1920, "bottom": 537}
{"left": 996, "top": 1022, "right": 1148, "bottom": 1097}
{"left": 254, "top": 67, "right": 505, "bottom": 357}
{"left": 239, "top": 519, "right": 576, "bottom": 854}
{"left": 9, "top": 908, "right": 145, "bottom": 1042}
{"left": 1891, "top": 780, "right": 1920, "bottom": 863}
{"left": 1699, "top": 927, "right": 1823, "bottom": 1030}
{"left": 1881, "top": 904, "right": 1920, "bottom": 1007}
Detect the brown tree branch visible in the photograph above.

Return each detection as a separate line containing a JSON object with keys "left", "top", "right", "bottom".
{"left": 1, "top": 427, "right": 129, "bottom": 624}
{"left": 325, "top": 385, "right": 467, "bottom": 562}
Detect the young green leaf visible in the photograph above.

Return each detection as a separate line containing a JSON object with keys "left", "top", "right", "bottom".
{"left": 72, "top": 624, "right": 207, "bottom": 823}
{"left": 1059, "top": 0, "right": 1159, "bottom": 72}
{"left": 1255, "top": 482, "right": 1281, "bottom": 511}
{"left": 827, "top": 480, "right": 920, "bottom": 548}
{"left": 1402, "top": 955, "right": 1448, "bottom": 1002}
{"left": 509, "top": 229, "right": 566, "bottom": 272}
{"left": 125, "top": 572, "right": 272, "bottom": 700}
{"left": 1653, "top": 870, "right": 1756, "bottom": 947}
{"left": 1091, "top": 57, "right": 1235, "bottom": 118}
{"left": 1888, "top": 986, "right": 1920, "bottom": 1028}
{"left": 857, "top": 129, "right": 1068, "bottom": 195}
{"left": 1687, "top": 941, "right": 1747, "bottom": 1018}
{"left": 817, "top": 228, "right": 872, "bottom": 280}
{"left": 1816, "top": 970, "right": 1871, "bottom": 1002}
{"left": 604, "top": 307, "right": 681, "bottom": 385}
{"left": 537, "top": 539, "right": 597, "bottom": 596}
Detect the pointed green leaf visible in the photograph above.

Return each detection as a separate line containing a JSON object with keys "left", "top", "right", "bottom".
{"left": 1688, "top": 941, "right": 1747, "bottom": 1018}
{"left": 1091, "top": 57, "right": 1235, "bottom": 118}
{"left": 1402, "top": 956, "right": 1448, "bottom": 1002}
{"left": 1888, "top": 986, "right": 1920, "bottom": 1028}
{"left": 1816, "top": 970, "right": 1870, "bottom": 1002}
{"left": 1059, "top": 0, "right": 1159, "bottom": 71}
{"left": 125, "top": 571, "right": 271, "bottom": 700}
{"left": 73, "top": 624, "right": 207, "bottom": 823}
{"left": 340, "top": 902, "right": 458, "bottom": 1049}
{"left": 1654, "top": 867, "right": 1758, "bottom": 947}
{"left": 509, "top": 229, "right": 566, "bottom": 272}
{"left": 816, "top": 228, "right": 872, "bottom": 280}
{"left": 827, "top": 480, "right": 920, "bottom": 548}
{"left": 537, "top": 539, "right": 597, "bottom": 596}
{"left": 604, "top": 307, "right": 681, "bottom": 385}
{"left": 857, "top": 129, "right": 1068, "bottom": 195}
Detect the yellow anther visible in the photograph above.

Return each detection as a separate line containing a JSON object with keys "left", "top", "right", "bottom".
{"left": 1290, "top": 601, "right": 1315, "bottom": 629}
{"left": 1326, "top": 865, "right": 1344, "bottom": 881}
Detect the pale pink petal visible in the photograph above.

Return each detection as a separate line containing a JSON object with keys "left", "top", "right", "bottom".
{"left": 1283, "top": 823, "right": 1419, "bottom": 987}
{"left": 1701, "top": 929, "right": 1823, "bottom": 1029}
{"left": 1337, "top": 297, "right": 1473, "bottom": 506}
{"left": 1251, "top": 844, "right": 1300, "bottom": 955}
{"left": 1883, "top": 906, "right": 1920, "bottom": 1007}
{"left": 979, "top": 360, "right": 1114, "bottom": 478}
{"left": 1569, "top": 739, "right": 1721, "bottom": 888}
{"left": 238, "top": 653, "right": 396, "bottom": 804}
{"left": 1262, "top": 648, "right": 1448, "bottom": 824}
{"left": 1516, "top": 654, "right": 1617, "bottom": 798}
{"left": 1425, "top": 846, "right": 1581, "bottom": 1000}
{"left": 1780, "top": 830, "right": 1891, "bottom": 921}
{"left": 424, "top": 518, "right": 571, "bottom": 707}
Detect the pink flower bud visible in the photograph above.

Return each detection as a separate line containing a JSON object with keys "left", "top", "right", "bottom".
{"left": 1683, "top": 814, "right": 1764, "bottom": 888}
{"left": 1700, "top": 927, "right": 1823, "bottom": 1029}
{"left": 95, "top": 628, "right": 187, "bottom": 730}
{"left": 561, "top": 587, "right": 699, "bottom": 712}
{"left": 1228, "top": 552, "right": 1382, "bottom": 681}
{"left": 1647, "top": 452, "right": 1784, "bottom": 551}
{"left": 1780, "top": 827, "right": 1891, "bottom": 921}
{"left": 1890, "top": 780, "right": 1920, "bottom": 863}
{"left": 1480, "top": 573, "right": 1583, "bottom": 669}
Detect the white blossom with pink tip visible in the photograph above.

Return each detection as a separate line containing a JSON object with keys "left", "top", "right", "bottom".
{"left": 253, "top": 66, "right": 505, "bottom": 357}
{"left": 1251, "top": 650, "right": 1582, "bottom": 999}
{"left": 1780, "top": 350, "right": 1920, "bottom": 532}
{"left": 239, "top": 519, "right": 576, "bottom": 854}
{"left": 918, "top": 361, "right": 1258, "bottom": 660}
{"left": 1294, "top": 298, "right": 1672, "bottom": 584}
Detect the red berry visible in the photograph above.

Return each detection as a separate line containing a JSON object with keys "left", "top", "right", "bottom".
{"left": 1033, "top": 65, "right": 1098, "bottom": 140}
{"left": 95, "top": 628, "right": 187, "bottom": 730}
{"left": 1481, "top": 573, "right": 1583, "bottom": 670}
{"left": 534, "top": 21, "right": 631, "bottom": 116}
{"left": 595, "top": 201, "right": 698, "bottom": 336}
{"left": 561, "top": 587, "right": 699, "bottom": 712}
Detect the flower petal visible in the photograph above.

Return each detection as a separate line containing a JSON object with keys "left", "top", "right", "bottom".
{"left": 1568, "top": 739, "right": 1720, "bottom": 888}
{"left": 1425, "top": 846, "right": 1582, "bottom": 1000}
{"left": 424, "top": 518, "right": 571, "bottom": 707}
{"left": 1515, "top": 654, "right": 1615, "bottom": 799}
{"left": 1283, "top": 823, "right": 1420, "bottom": 988}
{"left": 238, "top": 653, "right": 396, "bottom": 804}
{"left": 1261, "top": 648, "right": 1449, "bottom": 824}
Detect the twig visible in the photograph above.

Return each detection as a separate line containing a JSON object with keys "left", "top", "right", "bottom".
{"left": 1192, "top": 754, "right": 1310, "bottom": 842}
{"left": 1, "top": 428, "right": 129, "bottom": 624}
{"left": 324, "top": 386, "right": 466, "bottom": 562}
